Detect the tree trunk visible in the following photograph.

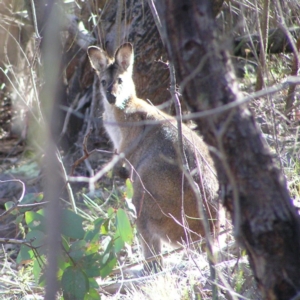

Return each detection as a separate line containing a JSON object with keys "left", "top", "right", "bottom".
{"left": 78, "top": 0, "right": 170, "bottom": 107}
{"left": 59, "top": 0, "right": 171, "bottom": 154}
{"left": 155, "top": 1, "right": 300, "bottom": 299}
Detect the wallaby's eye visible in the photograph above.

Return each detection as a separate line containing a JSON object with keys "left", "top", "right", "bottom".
{"left": 101, "top": 80, "right": 107, "bottom": 86}
{"left": 118, "top": 78, "right": 122, "bottom": 84}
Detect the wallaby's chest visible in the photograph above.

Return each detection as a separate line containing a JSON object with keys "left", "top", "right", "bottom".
{"left": 103, "top": 105, "right": 123, "bottom": 151}
{"left": 102, "top": 100, "right": 147, "bottom": 153}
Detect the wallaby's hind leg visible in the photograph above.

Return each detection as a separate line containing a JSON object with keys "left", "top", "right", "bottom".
{"left": 138, "top": 228, "right": 162, "bottom": 273}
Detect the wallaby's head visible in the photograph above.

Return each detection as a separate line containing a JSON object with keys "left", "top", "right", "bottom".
{"left": 87, "top": 43, "right": 135, "bottom": 107}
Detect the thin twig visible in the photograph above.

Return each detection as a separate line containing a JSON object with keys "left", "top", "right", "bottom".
{"left": 71, "top": 129, "right": 97, "bottom": 175}
{"left": 30, "top": 0, "right": 41, "bottom": 39}
{"left": 147, "top": 0, "right": 165, "bottom": 46}
{"left": 0, "top": 237, "right": 33, "bottom": 248}
{"left": 0, "top": 179, "right": 25, "bottom": 220}
{"left": 57, "top": 151, "right": 77, "bottom": 213}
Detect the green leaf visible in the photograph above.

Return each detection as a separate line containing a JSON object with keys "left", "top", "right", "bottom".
{"left": 116, "top": 208, "right": 133, "bottom": 244}
{"left": 24, "top": 230, "right": 47, "bottom": 257}
{"left": 101, "top": 252, "right": 110, "bottom": 265}
{"left": 19, "top": 193, "right": 44, "bottom": 212}
{"left": 22, "top": 193, "right": 44, "bottom": 204}
{"left": 15, "top": 214, "right": 24, "bottom": 224}
{"left": 85, "top": 228, "right": 100, "bottom": 243}
{"left": 85, "top": 217, "right": 107, "bottom": 242}
{"left": 69, "top": 240, "right": 87, "bottom": 262}
{"left": 16, "top": 244, "right": 34, "bottom": 264}
{"left": 84, "top": 288, "right": 100, "bottom": 300}
{"left": 99, "top": 257, "right": 117, "bottom": 279}
{"left": 58, "top": 255, "right": 71, "bottom": 277}
{"left": 101, "top": 236, "right": 113, "bottom": 254}
{"left": 100, "top": 219, "right": 110, "bottom": 235}
{"left": 61, "top": 235, "right": 70, "bottom": 252}
{"left": 107, "top": 207, "right": 115, "bottom": 218}
{"left": 125, "top": 179, "right": 134, "bottom": 199}
{"left": 4, "top": 201, "right": 15, "bottom": 210}
{"left": 4, "top": 201, "right": 18, "bottom": 215}
{"left": 25, "top": 211, "right": 46, "bottom": 232}
{"left": 33, "top": 257, "right": 44, "bottom": 284}
{"left": 94, "top": 217, "right": 105, "bottom": 227}
{"left": 62, "top": 266, "right": 89, "bottom": 300}
{"left": 100, "top": 238, "right": 115, "bottom": 272}
{"left": 7, "top": 161, "right": 40, "bottom": 178}
{"left": 86, "top": 242, "right": 100, "bottom": 256}
{"left": 113, "top": 234, "right": 125, "bottom": 253}
{"left": 26, "top": 230, "right": 46, "bottom": 248}
{"left": 39, "top": 272, "right": 46, "bottom": 287}
{"left": 88, "top": 278, "right": 99, "bottom": 289}
{"left": 61, "top": 209, "right": 85, "bottom": 239}
{"left": 81, "top": 253, "right": 102, "bottom": 277}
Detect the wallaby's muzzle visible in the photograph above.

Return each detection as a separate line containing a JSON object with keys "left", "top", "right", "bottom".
{"left": 107, "top": 93, "right": 116, "bottom": 104}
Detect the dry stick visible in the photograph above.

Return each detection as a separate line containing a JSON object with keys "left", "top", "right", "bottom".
{"left": 0, "top": 238, "right": 32, "bottom": 248}
{"left": 42, "top": 2, "right": 64, "bottom": 299}
{"left": 0, "top": 179, "right": 25, "bottom": 221}
{"left": 70, "top": 129, "right": 96, "bottom": 175}
{"left": 57, "top": 151, "right": 77, "bottom": 213}
{"left": 170, "top": 78, "right": 219, "bottom": 297}
{"left": 148, "top": 1, "right": 218, "bottom": 297}
{"left": 83, "top": 78, "right": 99, "bottom": 177}
{"left": 30, "top": 0, "right": 41, "bottom": 39}
{"left": 60, "top": 94, "right": 80, "bottom": 137}
{"left": 0, "top": 179, "right": 25, "bottom": 201}
{"left": 28, "top": 0, "right": 43, "bottom": 120}
{"left": 169, "top": 63, "right": 193, "bottom": 252}
{"left": 0, "top": 25, "right": 41, "bottom": 124}
{"left": 148, "top": 0, "right": 190, "bottom": 237}
{"left": 255, "top": 0, "right": 270, "bottom": 91}
{"left": 147, "top": 0, "right": 165, "bottom": 46}
{"left": 115, "top": 0, "right": 124, "bottom": 51}
{"left": 29, "top": 0, "right": 43, "bottom": 120}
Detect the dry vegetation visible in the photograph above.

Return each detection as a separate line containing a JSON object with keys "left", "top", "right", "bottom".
{"left": 0, "top": 0, "right": 299, "bottom": 299}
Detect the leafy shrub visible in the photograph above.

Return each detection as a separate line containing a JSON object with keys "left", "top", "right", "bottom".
{"left": 14, "top": 186, "right": 134, "bottom": 300}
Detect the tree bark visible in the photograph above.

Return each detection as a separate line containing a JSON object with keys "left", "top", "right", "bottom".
{"left": 156, "top": 1, "right": 300, "bottom": 299}
{"left": 79, "top": 0, "right": 170, "bottom": 107}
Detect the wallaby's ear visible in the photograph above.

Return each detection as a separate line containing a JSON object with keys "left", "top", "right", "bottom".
{"left": 87, "top": 46, "right": 109, "bottom": 73}
{"left": 115, "top": 43, "right": 134, "bottom": 71}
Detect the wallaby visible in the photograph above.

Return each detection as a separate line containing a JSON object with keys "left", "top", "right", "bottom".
{"left": 87, "top": 43, "right": 219, "bottom": 271}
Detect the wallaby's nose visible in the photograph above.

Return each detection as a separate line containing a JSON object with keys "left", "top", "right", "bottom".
{"left": 107, "top": 93, "right": 116, "bottom": 104}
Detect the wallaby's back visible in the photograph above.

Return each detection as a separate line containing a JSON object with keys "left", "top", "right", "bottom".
{"left": 87, "top": 43, "right": 219, "bottom": 270}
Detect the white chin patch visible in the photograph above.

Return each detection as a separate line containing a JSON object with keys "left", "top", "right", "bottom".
{"left": 115, "top": 81, "right": 134, "bottom": 108}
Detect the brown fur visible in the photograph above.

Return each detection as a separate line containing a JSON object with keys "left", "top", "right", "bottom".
{"left": 87, "top": 43, "right": 219, "bottom": 270}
